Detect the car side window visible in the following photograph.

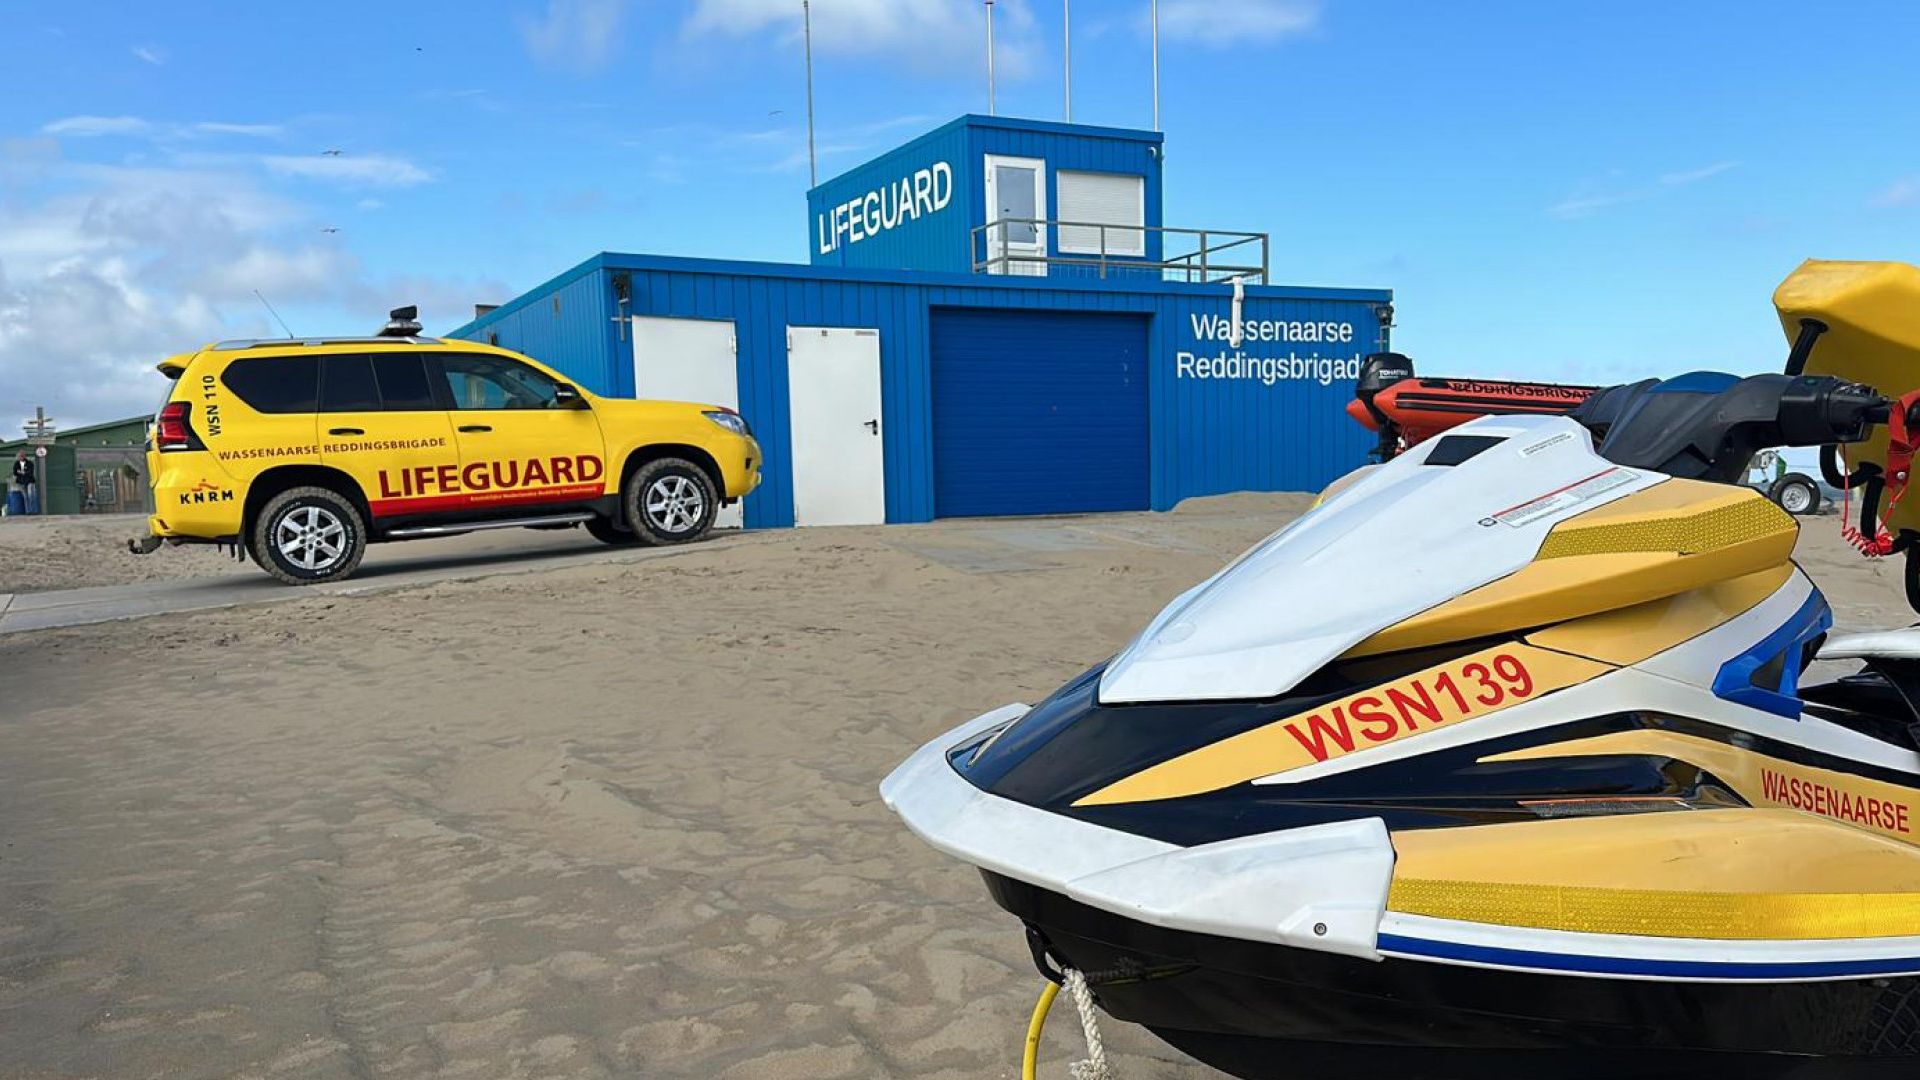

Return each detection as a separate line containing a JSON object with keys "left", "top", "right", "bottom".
{"left": 439, "top": 354, "right": 563, "bottom": 410}
{"left": 370, "top": 352, "right": 438, "bottom": 411}
{"left": 222, "top": 356, "right": 318, "bottom": 413}
{"left": 318, "top": 355, "right": 380, "bottom": 413}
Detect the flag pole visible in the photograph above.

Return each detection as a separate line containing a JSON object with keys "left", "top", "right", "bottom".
{"left": 803, "top": 0, "right": 818, "bottom": 186}
{"left": 986, "top": 0, "right": 997, "bottom": 115}
{"left": 1151, "top": 0, "right": 1161, "bottom": 130}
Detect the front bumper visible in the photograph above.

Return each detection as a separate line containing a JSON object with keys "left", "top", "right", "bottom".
{"left": 879, "top": 706, "right": 1396, "bottom": 962}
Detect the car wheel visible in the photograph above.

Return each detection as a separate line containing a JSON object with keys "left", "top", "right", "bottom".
{"left": 1773, "top": 474, "right": 1819, "bottom": 516}
{"left": 251, "top": 486, "right": 367, "bottom": 585}
{"left": 585, "top": 516, "right": 642, "bottom": 546}
{"left": 623, "top": 458, "right": 717, "bottom": 545}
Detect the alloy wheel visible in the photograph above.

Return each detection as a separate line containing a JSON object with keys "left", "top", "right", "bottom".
{"left": 274, "top": 505, "right": 347, "bottom": 571}
{"left": 644, "top": 475, "right": 705, "bottom": 534}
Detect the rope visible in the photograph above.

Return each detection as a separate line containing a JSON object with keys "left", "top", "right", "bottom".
{"left": 1063, "top": 968, "right": 1115, "bottom": 1080}
{"left": 1020, "top": 968, "right": 1116, "bottom": 1080}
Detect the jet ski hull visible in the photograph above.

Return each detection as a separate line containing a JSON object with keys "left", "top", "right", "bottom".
{"left": 987, "top": 872, "right": 1920, "bottom": 1080}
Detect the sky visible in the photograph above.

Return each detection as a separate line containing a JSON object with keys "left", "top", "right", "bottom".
{"left": 2, "top": 0, "right": 1919, "bottom": 428}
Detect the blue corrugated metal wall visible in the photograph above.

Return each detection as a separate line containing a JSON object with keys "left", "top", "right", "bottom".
{"left": 968, "top": 119, "right": 1164, "bottom": 272}
{"left": 930, "top": 309, "right": 1149, "bottom": 517}
{"left": 807, "top": 116, "right": 1164, "bottom": 277}
{"left": 450, "top": 255, "right": 1388, "bottom": 531}
{"left": 460, "top": 258, "right": 618, "bottom": 395}
{"left": 807, "top": 119, "right": 972, "bottom": 273}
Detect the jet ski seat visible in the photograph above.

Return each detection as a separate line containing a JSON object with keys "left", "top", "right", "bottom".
{"left": 1802, "top": 629, "right": 1920, "bottom": 750}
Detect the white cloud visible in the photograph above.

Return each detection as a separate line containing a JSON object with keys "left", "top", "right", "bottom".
{"left": 1870, "top": 177, "right": 1920, "bottom": 209}
{"left": 632, "top": 113, "right": 934, "bottom": 180}
{"left": 1157, "top": 0, "right": 1320, "bottom": 47}
{"left": 262, "top": 154, "right": 433, "bottom": 187}
{"left": 190, "top": 121, "right": 283, "bottom": 138}
{"left": 1548, "top": 161, "right": 1739, "bottom": 220}
{"left": 685, "top": 0, "right": 1042, "bottom": 78}
{"left": 42, "top": 116, "right": 285, "bottom": 142}
{"left": 132, "top": 44, "right": 166, "bottom": 66}
{"left": 42, "top": 116, "right": 151, "bottom": 137}
{"left": 1661, "top": 160, "right": 1739, "bottom": 186}
{"left": 0, "top": 150, "right": 491, "bottom": 427}
{"left": 519, "top": 0, "right": 628, "bottom": 72}
{"left": 1546, "top": 188, "right": 1643, "bottom": 220}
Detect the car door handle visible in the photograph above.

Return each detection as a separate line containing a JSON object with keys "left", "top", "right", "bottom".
{"left": 328, "top": 427, "right": 364, "bottom": 436}
{"left": 458, "top": 424, "right": 493, "bottom": 433}
{"left": 863, "top": 419, "right": 879, "bottom": 435}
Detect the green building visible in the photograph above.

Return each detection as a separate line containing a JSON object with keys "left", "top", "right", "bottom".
{"left": 2, "top": 415, "right": 152, "bottom": 516}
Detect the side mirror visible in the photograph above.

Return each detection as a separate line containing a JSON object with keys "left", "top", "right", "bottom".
{"left": 554, "top": 384, "right": 588, "bottom": 409}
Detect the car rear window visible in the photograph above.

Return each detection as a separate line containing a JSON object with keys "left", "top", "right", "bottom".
{"left": 318, "top": 355, "right": 381, "bottom": 412}
{"left": 223, "top": 356, "right": 320, "bottom": 414}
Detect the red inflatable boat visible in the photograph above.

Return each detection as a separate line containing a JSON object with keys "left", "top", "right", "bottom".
{"left": 1350, "top": 353, "right": 1596, "bottom": 459}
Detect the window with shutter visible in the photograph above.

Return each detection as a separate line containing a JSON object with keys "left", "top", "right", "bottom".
{"left": 1057, "top": 171, "right": 1146, "bottom": 257}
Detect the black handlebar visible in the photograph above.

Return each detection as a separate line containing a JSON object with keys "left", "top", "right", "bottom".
{"left": 1776, "top": 376, "right": 1888, "bottom": 446}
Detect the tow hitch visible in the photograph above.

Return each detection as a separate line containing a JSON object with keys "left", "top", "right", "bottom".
{"left": 127, "top": 535, "right": 163, "bottom": 556}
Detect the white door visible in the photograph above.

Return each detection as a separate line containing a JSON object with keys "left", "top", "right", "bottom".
{"left": 786, "top": 327, "right": 885, "bottom": 526}
{"left": 984, "top": 155, "right": 1046, "bottom": 276}
{"left": 632, "top": 315, "right": 742, "bottom": 529}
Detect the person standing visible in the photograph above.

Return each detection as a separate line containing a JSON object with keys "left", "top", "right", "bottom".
{"left": 13, "top": 450, "right": 37, "bottom": 515}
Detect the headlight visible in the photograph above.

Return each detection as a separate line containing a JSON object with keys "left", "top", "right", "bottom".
{"left": 703, "top": 410, "right": 750, "bottom": 437}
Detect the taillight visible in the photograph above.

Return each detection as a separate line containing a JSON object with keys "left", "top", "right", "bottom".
{"left": 156, "top": 401, "right": 192, "bottom": 450}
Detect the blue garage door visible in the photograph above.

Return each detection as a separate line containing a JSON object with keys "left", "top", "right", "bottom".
{"left": 930, "top": 309, "right": 1150, "bottom": 517}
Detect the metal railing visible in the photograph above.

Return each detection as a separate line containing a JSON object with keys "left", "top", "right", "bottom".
{"left": 969, "top": 219, "right": 1269, "bottom": 284}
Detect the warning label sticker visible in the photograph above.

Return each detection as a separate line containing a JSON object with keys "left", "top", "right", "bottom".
{"left": 1489, "top": 468, "right": 1635, "bottom": 528}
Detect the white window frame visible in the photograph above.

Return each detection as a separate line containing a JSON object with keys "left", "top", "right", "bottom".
{"left": 1056, "top": 170, "right": 1147, "bottom": 258}
{"left": 984, "top": 154, "right": 1048, "bottom": 275}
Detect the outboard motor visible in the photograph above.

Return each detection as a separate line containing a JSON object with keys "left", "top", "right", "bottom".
{"left": 1355, "top": 352, "right": 1416, "bottom": 461}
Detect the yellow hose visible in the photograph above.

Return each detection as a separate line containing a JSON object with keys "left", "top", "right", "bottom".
{"left": 1022, "top": 979, "right": 1062, "bottom": 1080}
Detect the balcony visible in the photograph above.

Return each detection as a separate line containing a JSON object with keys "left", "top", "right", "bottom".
{"left": 970, "top": 219, "right": 1270, "bottom": 284}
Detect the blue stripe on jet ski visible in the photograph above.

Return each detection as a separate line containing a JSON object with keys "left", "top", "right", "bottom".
{"left": 1377, "top": 933, "right": 1920, "bottom": 979}
{"left": 1711, "top": 588, "right": 1831, "bottom": 719}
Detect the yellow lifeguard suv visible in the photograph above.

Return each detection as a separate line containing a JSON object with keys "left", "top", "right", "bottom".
{"left": 131, "top": 307, "right": 761, "bottom": 584}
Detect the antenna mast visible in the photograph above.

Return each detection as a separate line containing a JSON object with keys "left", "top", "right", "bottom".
{"left": 253, "top": 290, "right": 295, "bottom": 338}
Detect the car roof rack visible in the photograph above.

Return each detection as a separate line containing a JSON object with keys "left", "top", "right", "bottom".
{"left": 210, "top": 335, "right": 447, "bottom": 350}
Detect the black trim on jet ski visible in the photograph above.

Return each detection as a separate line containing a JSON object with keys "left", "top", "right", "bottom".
{"left": 987, "top": 872, "right": 1920, "bottom": 1080}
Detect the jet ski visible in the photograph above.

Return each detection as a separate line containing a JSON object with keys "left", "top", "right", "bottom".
{"left": 882, "top": 260, "right": 1920, "bottom": 1079}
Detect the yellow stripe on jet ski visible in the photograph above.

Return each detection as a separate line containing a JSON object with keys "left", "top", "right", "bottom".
{"left": 1389, "top": 809, "right": 1920, "bottom": 939}
{"left": 1073, "top": 644, "right": 1610, "bottom": 807}
{"left": 1388, "top": 878, "right": 1920, "bottom": 940}
{"left": 1392, "top": 809, "right": 1920, "bottom": 894}
{"left": 1347, "top": 483, "right": 1796, "bottom": 658}
{"left": 1521, "top": 564, "right": 1792, "bottom": 666}
{"left": 1486, "top": 731, "right": 1920, "bottom": 845}
{"left": 1536, "top": 492, "right": 1794, "bottom": 560}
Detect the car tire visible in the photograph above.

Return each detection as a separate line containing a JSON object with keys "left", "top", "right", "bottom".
{"left": 585, "top": 516, "right": 642, "bottom": 546}
{"left": 251, "top": 486, "right": 367, "bottom": 585}
{"left": 1772, "top": 474, "right": 1820, "bottom": 516}
{"left": 622, "top": 458, "right": 718, "bottom": 545}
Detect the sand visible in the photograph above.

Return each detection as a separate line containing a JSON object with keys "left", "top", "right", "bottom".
{"left": 0, "top": 513, "right": 242, "bottom": 592}
{"left": 0, "top": 494, "right": 1909, "bottom": 1080}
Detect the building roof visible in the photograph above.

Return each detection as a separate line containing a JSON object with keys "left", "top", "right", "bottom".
{"left": 0, "top": 414, "right": 150, "bottom": 452}
{"left": 449, "top": 250, "right": 1392, "bottom": 339}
